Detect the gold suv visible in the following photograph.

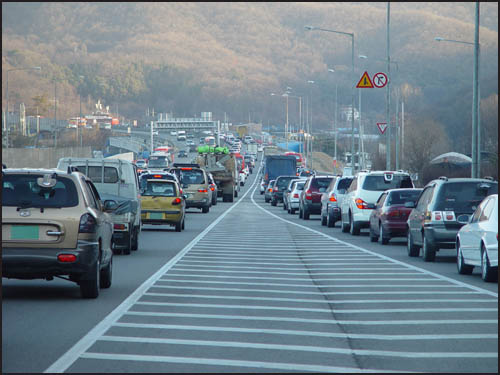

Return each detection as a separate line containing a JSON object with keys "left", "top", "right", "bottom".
{"left": 2, "top": 167, "right": 114, "bottom": 298}
{"left": 169, "top": 163, "right": 211, "bottom": 213}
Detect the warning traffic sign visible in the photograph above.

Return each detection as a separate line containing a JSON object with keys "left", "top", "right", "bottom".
{"left": 377, "top": 122, "right": 388, "bottom": 134}
{"left": 356, "top": 71, "right": 374, "bottom": 88}
{"left": 373, "top": 72, "right": 388, "bottom": 88}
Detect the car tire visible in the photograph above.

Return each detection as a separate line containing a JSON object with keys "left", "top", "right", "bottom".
{"left": 283, "top": 202, "right": 287, "bottom": 210}
{"left": 212, "top": 195, "right": 217, "bottom": 206}
{"left": 175, "top": 221, "right": 182, "bottom": 232}
{"left": 271, "top": 199, "right": 277, "bottom": 207}
{"left": 349, "top": 213, "right": 360, "bottom": 235}
{"left": 131, "top": 226, "right": 139, "bottom": 251}
{"left": 341, "top": 214, "right": 350, "bottom": 233}
{"left": 80, "top": 258, "right": 100, "bottom": 299}
{"left": 456, "top": 241, "right": 473, "bottom": 274}
{"left": 327, "top": 211, "right": 335, "bottom": 228}
{"left": 422, "top": 233, "right": 436, "bottom": 262}
{"left": 202, "top": 206, "right": 210, "bottom": 213}
{"left": 407, "top": 231, "right": 420, "bottom": 257}
{"left": 264, "top": 197, "right": 270, "bottom": 203}
{"left": 234, "top": 189, "right": 238, "bottom": 198}
{"left": 379, "top": 223, "right": 389, "bottom": 245}
{"left": 299, "top": 207, "right": 303, "bottom": 219}
{"left": 369, "top": 225, "right": 378, "bottom": 242}
{"left": 100, "top": 257, "right": 112, "bottom": 289}
{"left": 290, "top": 208, "right": 296, "bottom": 215}
{"left": 123, "top": 232, "right": 132, "bottom": 255}
{"left": 303, "top": 207, "right": 310, "bottom": 220}
{"left": 182, "top": 218, "right": 185, "bottom": 230}
{"left": 321, "top": 213, "right": 327, "bottom": 226}
{"left": 481, "top": 245, "right": 497, "bottom": 282}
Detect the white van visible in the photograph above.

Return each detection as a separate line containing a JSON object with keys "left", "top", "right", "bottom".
{"left": 57, "top": 157, "right": 142, "bottom": 254}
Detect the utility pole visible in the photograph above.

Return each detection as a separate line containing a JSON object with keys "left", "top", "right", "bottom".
{"left": 395, "top": 88, "right": 400, "bottom": 170}
{"left": 472, "top": 2, "right": 480, "bottom": 178}
{"left": 385, "top": 2, "right": 391, "bottom": 170}
{"left": 334, "top": 84, "right": 338, "bottom": 172}
{"left": 54, "top": 80, "right": 57, "bottom": 148}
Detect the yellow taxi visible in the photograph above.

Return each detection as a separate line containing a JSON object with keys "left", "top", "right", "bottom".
{"left": 140, "top": 176, "right": 186, "bottom": 232}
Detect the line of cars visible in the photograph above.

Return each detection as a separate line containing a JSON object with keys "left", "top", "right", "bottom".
{"left": 263, "top": 168, "right": 498, "bottom": 283}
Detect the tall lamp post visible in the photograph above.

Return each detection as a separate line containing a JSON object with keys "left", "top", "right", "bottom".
{"left": 78, "top": 75, "right": 85, "bottom": 147}
{"left": 328, "top": 68, "right": 339, "bottom": 172}
{"left": 305, "top": 25, "right": 355, "bottom": 171}
{"left": 306, "top": 80, "right": 315, "bottom": 169}
{"left": 435, "top": 17, "right": 481, "bottom": 178}
{"left": 5, "top": 66, "right": 41, "bottom": 148}
{"left": 283, "top": 93, "right": 302, "bottom": 151}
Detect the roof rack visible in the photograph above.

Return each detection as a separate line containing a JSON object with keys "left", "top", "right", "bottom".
{"left": 483, "top": 176, "right": 494, "bottom": 181}
{"left": 438, "top": 176, "right": 448, "bottom": 181}
{"left": 172, "top": 163, "right": 200, "bottom": 168}
{"left": 67, "top": 166, "right": 80, "bottom": 174}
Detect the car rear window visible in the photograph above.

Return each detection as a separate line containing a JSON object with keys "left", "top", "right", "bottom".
{"left": 338, "top": 178, "right": 353, "bottom": 191}
{"left": 311, "top": 178, "right": 333, "bottom": 191}
{"left": 179, "top": 169, "right": 205, "bottom": 185}
{"left": 295, "top": 182, "right": 305, "bottom": 191}
{"left": 75, "top": 166, "right": 119, "bottom": 183}
{"left": 277, "top": 177, "right": 295, "bottom": 188}
{"left": 387, "top": 189, "right": 422, "bottom": 206}
{"left": 2, "top": 174, "right": 79, "bottom": 208}
{"left": 435, "top": 181, "right": 498, "bottom": 213}
{"left": 362, "top": 175, "right": 413, "bottom": 191}
{"left": 142, "top": 180, "right": 177, "bottom": 197}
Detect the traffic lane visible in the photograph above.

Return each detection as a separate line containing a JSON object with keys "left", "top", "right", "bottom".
{"left": 1, "top": 175, "right": 257, "bottom": 374}
{"left": 256, "top": 198, "right": 498, "bottom": 295}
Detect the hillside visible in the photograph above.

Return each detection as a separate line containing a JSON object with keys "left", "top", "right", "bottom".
{"left": 2, "top": 2, "right": 498, "bottom": 154}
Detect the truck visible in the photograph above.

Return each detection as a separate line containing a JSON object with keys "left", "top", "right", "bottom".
{"left": 263, "top": 154, "right": 297, "bottom": 186}
{"left": 196, "top": 149, "right": 240, "bottom": 203}
{"left": 246, "top": 143, "right": 258, "bottom": 159}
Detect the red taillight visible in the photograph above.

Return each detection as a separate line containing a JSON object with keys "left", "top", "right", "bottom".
{"left": 114, "top": 223, "right": 126, "bottom": 230}
{"left": 268, "top": 188, "right": 272, "bottom": 192}
{"left": 296, "top": 173, "right": 299, "bottom": 176}
{"left": 198, "top": 189, "right": 208, "bottom": 193}
{"left": 329, "top": 194, "right": 337, "bottom": 202}
{"left": 153, "top": 174, "right": 163, "bottom": 178}
{"left": 387, "top": 210, "right": 401, "bottom": 218}
{"left": 79, "top": 213, "right": 97, "bottom": 233}
{"left": 355, "top": 198, "right": 369, "bottom": 209}
{"left": 58, "top": 254, "right": 77, "bottom": 263}
{"left": 172, "top": 197, "right": 182, "bottom": 205}
{"left": 305, "top": 189, "right": 312, "bottom": 200}
{"left": 293, "top": 193, "right": 299, "bottom": 198}
{"left": 432, "top": 211, "right": 443, "bottom": 221}
{"left": 210, "top": 186, "right": 215, "bottom": 191}
{"left": 180, "top": 167, "right": 192, "bottom": 171}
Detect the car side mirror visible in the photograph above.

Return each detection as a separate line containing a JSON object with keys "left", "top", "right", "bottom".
{"left": 457, "top": 214, "right": 471, "bottom": 224}
{"left": 182, "top": 194, "right": 188, "bottom": 200}
{"left": 366, "top": 203, "right": 376, "bottom": 209}
{"left": 103, "top": 199, "right": 118, "bottom": 212}
{"left": 405, "top": 201, "right": 416, "bottom": 208}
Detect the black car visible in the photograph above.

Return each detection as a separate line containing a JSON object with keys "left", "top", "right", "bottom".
{"left": 178, "top": 150, "right": 188, "bottom": 158}
{"left": 271, "top": 176, "right": 297, "bottom": 206}
{"left": 407, "top": 177, "right": 498, "bottom": 262}
{"left": 299, "top": 175, "right": 334, "bottom": 219}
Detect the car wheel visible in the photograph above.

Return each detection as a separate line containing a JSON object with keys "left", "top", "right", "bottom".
{"left": 303, "top": 207, "right": 310, "bottom": 220}
{"left": 265, "top": 197, "right": 270, "bottom": 203}
{"left": 283, "top": 202, "right": 287, "bottom": 210}
{"left": 202, "top": 205, "right": 210, "bottom": 213}
{"left": 341, "top": 214, "right": 350, "bottom": 233}
{"left": 123, "top": 232, "right": 132, "bottom": 255}
{"left": 271, "top": 199, "right": 277, "bottom": 207}
{"left": 369, "top": 225, "right": 378, "bottom": 242}
{"left": 100, "top": 256, "right": 112, "bottom": 289}
{"left": 175, "top": 221, "right": 182, "bottom": 232}
{"left": 260, "top": 190, "right": 264, "bottom": 195}
{"left": 407, "top": 231, "right": 420, "bottom": 257}
{"left": 212, "top": 195, "right": 217, "bottom": 206}
{"left": 321, "top": 213, "right": 327, "bottom": 226}
{"left": 80, "top": 258, "right": 100, "bottom": 299}
{"left": 379, "top": 223, "right": 389, "bottom": 245}
{"left": 299, "top": 207, "right": 303, "bottom": 219}
{"left": 234, "top": 189, "right": 238, "bottom": 198}
{"left": 422, "top": 233, "right": 436, "bottom": 262}
{"left": 349, "top": 212, "right": 360, "bottom": 235}
{"left": 481, "top": 245, "right": 496, "bottom": 282}
{"left": 456, "top": 241, "right": 473, "bottom": 274}
{"left": 290, "top": 208, "right": 295, "bottom": 215}
{"left": 131, "top": 226, "right": 139, "bottom": 251}
{"left": 182, "top": 218, "right": 185, "bottom": 230}
{"left": 327, "top": 210, "right": 335, "bottom": 228}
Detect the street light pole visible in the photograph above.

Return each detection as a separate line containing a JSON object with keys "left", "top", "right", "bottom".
{"left": 307, "top": 80, "right": 315, "bottom": 169}
{"left": 386, "top": 2, "right": 391, "bottom": 170}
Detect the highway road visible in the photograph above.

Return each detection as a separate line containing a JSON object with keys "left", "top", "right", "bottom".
{"left": 2, "top": 143, "right": 498, "bottom": 373}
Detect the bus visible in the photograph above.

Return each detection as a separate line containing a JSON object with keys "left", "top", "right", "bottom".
{"left": 205, "top": 136, "right": 216, "bottom": 147}
{"left": 284, "top": 152, "right": 304, "bottom": 167}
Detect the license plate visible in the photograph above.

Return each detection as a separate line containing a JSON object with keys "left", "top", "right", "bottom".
{"left": 11, "top": 225, "right": 39, "bottom": 240}
{"left": 150, "top": 212, "right": 163, "bottom": 219}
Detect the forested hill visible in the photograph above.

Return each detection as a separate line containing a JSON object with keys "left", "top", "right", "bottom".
{"left": 2, "top": 2, "right": 498, "bottom": 150}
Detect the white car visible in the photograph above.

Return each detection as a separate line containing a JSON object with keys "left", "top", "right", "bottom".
{"left": 286, "top": 179, "right": 307, "bottom": 215}
{"left": 340, "top": 170, "right": 414, "bottom": 235}
{"left": 170, "top": 131, "right": 177, "bottom": 136}
{"left": 259, "top": 179, "right": 267, "bottom": 195}
{"left": 257, "top": 145, "right": 264, "bottom": 152}
{"left": 456, "top": 194, "right": 498, "bottom": 282}
{"left": 239, "top": 171, "right": 247, "bottom": 186}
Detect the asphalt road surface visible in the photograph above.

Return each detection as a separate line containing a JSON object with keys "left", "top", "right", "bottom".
{"left": 3, "top": 152, "right": 497, "bottom": 373}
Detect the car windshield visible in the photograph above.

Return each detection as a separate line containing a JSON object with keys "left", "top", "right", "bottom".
{"left": 386, "top": 189, "right": 422, "bottom": 206}
{"left": 2, "top": 174, "right": 79, "bottom": 208}
{"left": 362, "top": 175, "right": 413, "bottom": 191}
{"left": 435, "top": 181, "right": 498, "bottom": 213}
{"left": 142, "top": 180, "right": 177, "bottom": 197}
{"left": 148, "top": 156, "right": 169, "bottom": 168}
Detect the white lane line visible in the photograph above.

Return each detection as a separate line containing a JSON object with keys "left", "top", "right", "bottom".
{"left": 135, "top": 301, "right": 497, "bottom": 314}
{"left": 112, "top": 322, "right": 498, "bottom": 340}
{"left": 157, "top": 279, "right": 461, "bottom": 288}
{"left": 125, "top": 311, "right": 499, "bottom": 325}
{"left": 174, "top": 264, "right": 406, "bottom": 269}
{"left": 143, "top": 292, "right": 496, "bottom": 305}
{"left": 44, "top": 163, "right": 263, "bottom": 374}
{"left": 250, "top": 185, "right": 499, "bottom": 299}
{"left": 79, "top": 352, "right": 388, "bottom": 373}
{"left": 178, "top": 260, "right": 399, "bottom": 267}
{"left": 171, "top": 268, "right": 423, "bottom": 275}
{"left": 97, "top": 335, "right": 498, "bottom": 358}
{"left": 163, "top": 274, "right": 438, "bottom": 281}
{"left": 150, "top": 285, "right": 481, "bottom": 295}
{"left": 185, "top": 254, "right": 378, "bottom": 259}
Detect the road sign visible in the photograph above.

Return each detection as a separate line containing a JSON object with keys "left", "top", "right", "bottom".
{"left": 377, "top": 122, "right": 387, "bottom": 134}
{"left": 373, "top": 72, "right": 388, "bottom": 88}
{"left": 356, "top": 71, "right": 374, "bottom": 88}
